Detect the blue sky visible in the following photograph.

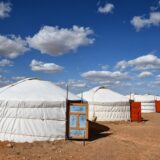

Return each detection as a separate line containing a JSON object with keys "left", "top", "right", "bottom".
{"left": 0, "top": 0, "right": 160, "bottom": 95}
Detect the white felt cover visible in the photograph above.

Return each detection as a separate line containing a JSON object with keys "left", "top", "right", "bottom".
{"left": 0, "top": 78, "right": 79, "bottom": 142}
{"left": 78, "top": 86, "right": 130, "bottom": 121}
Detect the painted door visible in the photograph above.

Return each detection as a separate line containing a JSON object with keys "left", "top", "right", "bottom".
{"left": 67, "top": 103, "right": 88, "bottom": 139}
{"left": 130, "top": 102, "right": 141, "bottom": 122}
{"left": 155, "top": 100, "right": 160, "bottom": 112}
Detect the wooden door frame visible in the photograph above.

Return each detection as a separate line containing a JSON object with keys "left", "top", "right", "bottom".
{"left": 66, "top": 100, "right": 89, "bottom": 140}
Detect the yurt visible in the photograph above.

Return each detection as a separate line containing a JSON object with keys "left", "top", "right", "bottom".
{"left": 128, "top": 94, "right": 156, "bottom": 113}
{"left": 0, "top": 78, "right": 79, "bottom": 142}
{"left": 155, "top": 95, "right": 160, "bottom": 100}
{"left": 78, "top": 86, "right": 130, "bottom": 121}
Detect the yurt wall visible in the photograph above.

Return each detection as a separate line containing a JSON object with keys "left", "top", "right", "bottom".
{"left": 128, "top": 94, "right": 156, "bottom": 113}
{"left": 0, "top": 78, "right": 79, "bottom": 142}
{"left": 78, "top": 86, "right": 130, "bottom": 121}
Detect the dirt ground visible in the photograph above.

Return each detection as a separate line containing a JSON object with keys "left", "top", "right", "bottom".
{"left": 0, "top": 113, "right": 160, "bottom": 160}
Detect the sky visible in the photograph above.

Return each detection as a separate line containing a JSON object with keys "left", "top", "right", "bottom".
{"left": 0, "top": 0, "right": 160, "bottom": 95}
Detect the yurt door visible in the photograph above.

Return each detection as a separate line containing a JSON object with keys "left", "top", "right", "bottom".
{"left": 130, "top": 102, "right": 141, "bottom": 122}
{"left": 66, "top": 102, "right": 88, "bottom": 140}
{"left": 155, "top": 100, "right": 160, "bottom": 113}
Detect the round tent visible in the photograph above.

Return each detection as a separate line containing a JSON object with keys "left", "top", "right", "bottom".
{"left": 0, "top": 78, "right": 79, "bottom": 142}
{"left": 128, "top": 94, "right": 156, "bottom": 113}
{"left": 155, "top": 95, "right": 160, "bottom": 100}
{"left": 78, "top": 86, "right": 130, "bottom": 121}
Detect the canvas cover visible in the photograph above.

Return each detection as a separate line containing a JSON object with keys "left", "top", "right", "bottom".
{"left": 128, "top": 94, "right": 156, "bottom": 113}
{"left": 0, "top": 78, "right": 79, "bottom": 142}
{"left": 155, "top": 95, "right": 160, "bottom": 100}
{"left": 78, "top": 87, "right": 130, "bottom": 121}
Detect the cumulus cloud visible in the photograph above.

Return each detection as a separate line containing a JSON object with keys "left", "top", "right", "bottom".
{"left": 81, "top": 70, "right": 129, "bottom": 81}
{"left": 0, "top": 35, "right": 28, "bottom": 58}
{"left": 138, "top": 71, "right": 153, "bottom": 78}
{"left": 0, "top": 59, "right": 13, "bottom": 66}
{"left": 98, "top": 3, "right": 114, "bottom": 14}
{"left": 116, "top": 54, "right": 160, "bottom": 70}
{"left": 30, "top": 59, "right": 64, "bottom": 73}
{"left": 0, "top": 1, "right": 11, "bottom": 19}
{"left": 131, "top": 12, "right": 160, "bottom": 31}
{"left": 27, "top": 25, "right": 94, "bottom": 56}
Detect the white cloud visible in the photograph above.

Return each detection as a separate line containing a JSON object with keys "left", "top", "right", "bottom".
{"left": 98, "top": 3, "right": 114, "bottom": 14}
{"left": 153, "top": 75, "right": 160, "bottom": 85}
{"left": 98, "top": 80, "right": 120, "bottom": 86}
{"left": 12, "top": 76, "right": 26, "bottom": 81}
{"left": 116, "top": 54, "right": 160, "bottom": 70}
{"left": 138, "top": 71, "right": 153, "bottom": 78}
{"left": 30, "top": 59, "right": 64, "bottom": 73}
{"left": 55, "top": 81, "right": 66, "bottom": 87}
{"left": 81, "top": 70, "right": 128, "bottom": 81}
{"left": 0, "top": 35, "right": 28, "bottom": 58}
{"left": 27, "top": 25, "right": 94, "bottom": 56}
{"left": 150, "top": 1, "right": 160, "bottom": 11}
{"left": 156, "top": 75, "right": 160, "bottom": 79}
{"left": 116, "top": 60, "right": 128, "bottom": 69}
{"left": 154, "top": 80, "right": 160, "bottom": 85}
{"left": 0, "top": 59, "right": 13, "bottom": 66}
{"left": 0, "top": 2, "right": 11, "bottom": 19}
{"left": 154, "top": 75, "right": 160, "bottom": 82}
{"left": 0, "top": 75, "right": 11, "bottom": 87}
{"left": 68, "top": 80, "right": 86, "bottom": 88}
{"left": 56, "top": 80, "right": 86, "bottom": 88}
{"left": 131, "top": 12, "right": 160, "bottom": 31}
{"left": 101, "top": 64, "right": 109, "bottom": 70}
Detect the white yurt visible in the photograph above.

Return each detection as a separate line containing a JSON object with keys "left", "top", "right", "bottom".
{"left": 155, "top": 95, "right": 160, "bottom": 100}
{"left": 128, "top": 94, "right": 156, "bottom": 113}
{"left": 78, "top": 86, "right": 130, "bottom": 121}
{"left": 0, "top": 78, "right": 79, "bottom": 142}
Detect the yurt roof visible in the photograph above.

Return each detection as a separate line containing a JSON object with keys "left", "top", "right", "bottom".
{"left": 78, "top": 86, "right": 129, "bottom": 103}
{"left": 127, "top": 94, "right": 156, "bottom": 102}
{"left": 0, "top": 78, "right": 79, "bottom": 101}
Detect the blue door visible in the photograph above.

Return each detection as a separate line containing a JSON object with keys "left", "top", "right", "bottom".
{"left": 68, "top": 103, "right": 88, "bottom": 139}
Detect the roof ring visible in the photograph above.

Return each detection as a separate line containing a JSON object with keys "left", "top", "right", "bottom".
{"left": 94, "top": 86, "right": 106, "bottom": 93}
{"left": 25, "top": 77, "right": 39, "bottom": 81}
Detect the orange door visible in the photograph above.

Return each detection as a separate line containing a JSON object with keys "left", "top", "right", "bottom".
{"left": 155, "top": 100, "right": 160, "bottom": 113}
{"left": 130, "top": 102, "right": 141, "bottom": 122}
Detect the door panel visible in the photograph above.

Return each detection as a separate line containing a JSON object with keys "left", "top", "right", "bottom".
{"left": 130, "top": 102, "right": 141, "bottom": 122}
{"left": 155, "top": 100, "right": 160, "bottom": 112}
{"left": 66, "top": 102, "right": 88, "bottom": 139}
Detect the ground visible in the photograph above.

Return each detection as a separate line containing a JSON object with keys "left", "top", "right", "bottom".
{"left": 0, "top": 113, "right": 160, "bottom": 160}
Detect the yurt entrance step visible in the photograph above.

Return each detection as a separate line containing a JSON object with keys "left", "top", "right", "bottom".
{"left": 66, "top": 101, "right": 89, "bottom": 140}
{"left": 155, "top": 100, "right": 160, "bottom": 112}
{"left": 130, "top": 102, "right": 141, "bottom": 122}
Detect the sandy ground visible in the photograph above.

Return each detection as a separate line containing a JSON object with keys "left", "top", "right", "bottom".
{"left": 0, "top": 113, "right": 160, "bottom": 160}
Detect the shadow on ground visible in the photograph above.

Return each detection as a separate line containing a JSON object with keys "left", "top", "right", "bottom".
{"left": 141, "top": 117, "right": 149, "bottom": 122}
{"left": 89, "top": 121, "right": 112, "bottom": 141}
